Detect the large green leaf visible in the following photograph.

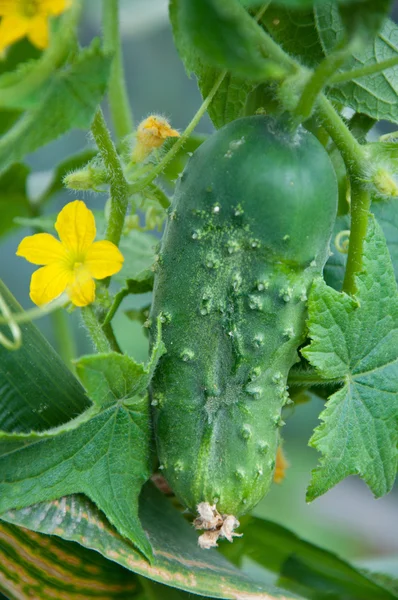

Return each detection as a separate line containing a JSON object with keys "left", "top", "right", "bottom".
{"left": 316, "top": 2, "right": 398, "bottom": 123}
{"left": 0, "top": 323, "right": 165, "bottom": 560}
{"left": 170, "top": 0, "right": 275, "bottom": 80}
{"left": 0, "top": 521, "right": 139, "bottom": 599}
{"left": 1, "top": 484, "right": 302, "bottom": 600}
{"left": 0, "top": 163, "right": 30, "bottom": 239}
{"left": 261, "top": 5, "right": 324, "bottom": 68}
{"left": 198, "top": 69, "right": 255, "bottom": 128}
{"left": 0, "top": 280, "right": 90, "bottom": 433}
{"left": 0, "top": 41, "right": 111, "bottom": 175}
{"left": 302, "top": 217, "right": 398, "bottom": 499}
{"left": 169, "top": 0, "right": 280, "bottom": 128}
{"left": 222, "top": 515, "right": 398, "bottom": 600}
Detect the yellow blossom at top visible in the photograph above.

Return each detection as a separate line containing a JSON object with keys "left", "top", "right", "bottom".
{"left": 16, "top": 200, "right": 124, "bottom": 307}
{"left": 132, "top": 115, "right": 180, "bottom": 163}
{"left": 0, "top": 0, "right": 70, "bottom": 53}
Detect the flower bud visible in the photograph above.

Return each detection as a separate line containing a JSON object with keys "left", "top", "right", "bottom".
{"left": 64, "top": 163, "right": 107, "bottom": 191}
{"left": 131, "top": 115, "right": 179, "bottom": 163}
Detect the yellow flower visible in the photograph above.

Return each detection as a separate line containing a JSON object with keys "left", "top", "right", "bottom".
{"left": 0, "top": 0, "right": 70, "bottom": 53}
{"left": 16, "top": 200, "right": 124, "bottom": 307}
{"left": 132, "top": 115, "right": 180, "bottom": 163}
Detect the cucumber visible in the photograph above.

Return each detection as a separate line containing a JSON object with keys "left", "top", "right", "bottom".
{"left": 149, "top": 116, "right": 337, "bottom": 527}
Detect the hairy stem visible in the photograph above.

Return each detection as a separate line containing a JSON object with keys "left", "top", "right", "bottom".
{"left": 81, "top": 306, "right": 112, "bottom": 353}
{"left": 102, "top": 0, "right": 133, "bottom": 140}
{"left": 330, "top": 55, "right": 398, "bottom": 85}
{"left": 91, "top": 109, "right": 129, "bottom": 247}
{"left": 342, "top": 183, "right": 371, "bottom": 294}
{"left": 294, "top": 43, "right": 353, "bottom": 123}
{"left": 317, "top": 95, "right": 365, "bottom": 178}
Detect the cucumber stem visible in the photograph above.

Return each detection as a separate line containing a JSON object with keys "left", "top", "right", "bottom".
{"left": 342, "top": 182, "right": 371, "bottom": 295}
{"left": 91, "top": 108, "right": 130, "bottom": 249}
{"left": 316, "top": 96, "right": 370, "bottom": 294}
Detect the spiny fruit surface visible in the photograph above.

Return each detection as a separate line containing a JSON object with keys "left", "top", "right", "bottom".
{"left": 150, "top": 116, "right": 337, "bottom": 517}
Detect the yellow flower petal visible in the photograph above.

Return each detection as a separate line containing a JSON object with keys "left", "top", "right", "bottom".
{"left": 27, "top": 15, "right": 49, "bottom": 49}
{"left": 0, "top": 1, "right": 17, "bottom": 16}
{"left": 16, "top": 233, "right": 67, "bottom": 265}
{"left": 55, "top": 200, "right": 96, "bottom": 255}
{"left": 29, "top": 263, "right": 70, "bottom": 306}
{"left": 68, "top": 264, "right": 95, "bottom": 307}
{"left": 41, "top": 0, "right": 71, "bottom": 15}
{"left": 85, "top": 240, "right": 124, "bottom": 279}
{"left": 0, "top": 15, "right": 29, "bottom": 52}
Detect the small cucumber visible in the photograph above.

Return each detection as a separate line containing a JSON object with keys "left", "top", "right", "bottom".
{"left": 150, "top": 116, "right": 337, "bottom": 521}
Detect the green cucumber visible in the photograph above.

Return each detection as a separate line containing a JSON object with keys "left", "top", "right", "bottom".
{"left": 149, "top": 116, "right": 337, "bottom": 522}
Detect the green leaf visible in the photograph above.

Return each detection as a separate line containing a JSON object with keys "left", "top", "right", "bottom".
{"left": 198, "top": 69, "right": 256, "bottom": 128}
{"left": 169, "top": 2, "right": 256, "bottom": 128}
{"left": 170, "top": 0, "right": 274, "bottom": 80}
{"left": 1, "top": 484, "right": 301, "bottom": 599}
{"left": 76, "top": 317, "right": 165, "bottom": 404}
{"left": 118, "top": 231, "right": 158, "bottom": 282}
{"left": 0, "top": 325, "right": 166, "bottom": 560}
{"left": 0, "top": 398, "right": 153, "bottom": 559}
{"left": 223, "top": 515, "right": 398, "bottom": 600}
{"left": 0, "top": 163, "right": 31, "bottom": 238}
{"left": 260, "top": 5, "right": 324, "bottom": 68}
{"left": 0, "top": 41, "right": 111, "bottom": 174}
{"left": 302, "top": 217, "right": 398, "bottom": 499}
{"left": 0, "top": 521, "right": 139, "bottom": 599}
{"left": 372, "top": 199, "right": 398, "bottom": 281}
{"left": 316, "top": 3, "right": 398, "bottom": 123}
{"left": 0, "top": 280, "right": 90, "bottom": 433}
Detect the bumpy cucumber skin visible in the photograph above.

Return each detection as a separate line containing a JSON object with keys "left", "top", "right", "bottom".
{"left": 150, "top": 116, "right": 337, "bottom": 516}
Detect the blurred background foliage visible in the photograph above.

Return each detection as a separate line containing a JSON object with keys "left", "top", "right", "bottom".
{"left": 0, "top": 0, "right": 397, "bottom": 581}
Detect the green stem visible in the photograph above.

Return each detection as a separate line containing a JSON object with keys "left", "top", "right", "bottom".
{"left": 342, "top": 182, "right": 371, "bottom": 294}
{"left": 317, "top": 95, "right": 370, "bottom": 294}
{"left": 294, "top": 44, "right": 353, "bottom": 123}
{"left": 81, "top": 306, "right": 112, "bottom": 353}
{"left": 91, "top": 109, "right": 130, "bottom": 247}
{"left": 50, "top": 309, "right": 76, "bottom": 372}
{"left": 129, "top": 70, "right": 227, "bottom": 194}
{"left": 316, "top": 95, "right": 365, "bottom": 179}
{"left": 330, "top": 55, "right": 398, "bottom": 85}
{"left": 102, "top": 0, "right": 133, "bottom": 140}
{"left": 0, "top": 1, "right": 81, "bottom": 108}
{"left": 254, "top": 1, "right": 272, "bottom": 21}
{"left": 103, "top": 289, "right": 129, "bottom": 326}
